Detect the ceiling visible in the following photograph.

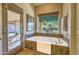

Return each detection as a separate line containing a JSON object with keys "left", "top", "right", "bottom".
{"left": 32, "top": 3, "right": 47, "bottom": 6}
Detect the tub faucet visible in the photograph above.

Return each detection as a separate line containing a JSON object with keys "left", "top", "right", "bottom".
{"left": 58, "top": 39, "right": 62, "bottom": 44}
{"left": 58, "top": 39, "right": 63, "bottom": 44}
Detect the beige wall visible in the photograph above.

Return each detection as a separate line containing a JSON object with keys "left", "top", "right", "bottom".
{"left": 62, "top": 4, "right": 71, "bottom": 39}
{"left": 35, "top": 4, "right": 62, "bottom": 14}
{"left": 35, "top": 4, "right": 63, "bottom": 33}
{"left": 62, "top": 4, "right": 77, "bottom": 55}
{"left": 16, "top": 3, "right": 34, "bottom": 17}
{"left": 62, "top": 4, "right": 71, "bottom": 54}
{"left": 77, "top": 4, "right": 79, "bottom": 55}
{"left": 70, "top": 4, "right": 76, "bottom": 55}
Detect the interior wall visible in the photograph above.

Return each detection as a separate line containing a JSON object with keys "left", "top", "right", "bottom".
{"left": 77, "top": 3, "right": 79, "bottom": 55}
{"left": 62, "top": 4, "right": 71, "bottom": 40}
{"left": 62, "top": 4, "right": 71, "bottom": 54}
{"left": 35, "top": 4, "right": 62, "bottom": 14}
{"left": 0, "top": 4, "right": 2, "bottom": 39}
{"left": 15, "top": 3, "right": 35, "bottom": 48}
{"left": 35, "top": 4, "right": 63, "bottom": 33}
{"left": 70, "top": 4, "right": 76, "bottom": 55}
{"left": 63, "top": 4, "right": 77, "bottom": 55}
{"left": 0, "top": 3, "right": 2, "bottom": 54}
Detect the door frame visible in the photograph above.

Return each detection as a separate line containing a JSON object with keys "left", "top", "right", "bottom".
{"left": 2, "top": 3, "right": 23, "bottom": 55}
{"left": 76, "top": 4, "right": 79, "bottom": 55}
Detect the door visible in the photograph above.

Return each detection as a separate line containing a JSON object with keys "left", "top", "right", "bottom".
{"left": 2, "top": 4, "right": 23, "bottom": 55}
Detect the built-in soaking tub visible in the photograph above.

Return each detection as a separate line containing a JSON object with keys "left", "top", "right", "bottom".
{"left": 26, "top": 36, "right": 69, "bottom": 55}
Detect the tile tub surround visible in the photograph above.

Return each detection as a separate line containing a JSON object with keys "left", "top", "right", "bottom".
{"left": 25, "top": 31, "right": 35, "bottom": 38}
{"left": 26, "top": 36, "right": 68, "bottom": 47}
{"left": 34, "top": 33, "right": 63, "bottom": 38}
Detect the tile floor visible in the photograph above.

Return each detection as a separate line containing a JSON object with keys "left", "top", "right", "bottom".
{"left": 16, "top": 48, "right": 48, "bottom": 55}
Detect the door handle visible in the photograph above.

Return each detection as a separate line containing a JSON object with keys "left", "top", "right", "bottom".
{"left": 0, "top": 38, "right": 1, "bottom": 40}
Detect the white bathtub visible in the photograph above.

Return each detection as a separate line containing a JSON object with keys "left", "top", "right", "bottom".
{"left": 27, "top": 36, "right": 68, "bottom": 47}
{"left": 26, "top": 36, "right": 68, "bottom": 54}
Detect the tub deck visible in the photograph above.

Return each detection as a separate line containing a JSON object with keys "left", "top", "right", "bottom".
{"left": 26, "top": 36, "right": 68, "bottom": 47}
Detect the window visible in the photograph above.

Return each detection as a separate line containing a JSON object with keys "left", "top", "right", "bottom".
{"left": 8, "top": 23, "right": 15, "bottom": 33}
{"left": 8, "top": 21, "right": 20, "bottom": 50}
{"left": 27, "top": 15, "right": 34, "bottom": 31}
{"left": 38, "top": 15, "right": 58, "bottom": 34}
{"left": 63, "top": 16, "right": 68, "bottom": 31}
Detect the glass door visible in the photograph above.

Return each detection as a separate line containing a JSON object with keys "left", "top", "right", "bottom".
{"left": 8, "top": 10, "right": 21, "bottom": 51}
{"left": 2, "top": 4, "right": 23, "bottom": 54}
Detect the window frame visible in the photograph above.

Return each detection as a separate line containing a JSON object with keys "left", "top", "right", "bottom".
{"left": 37, "top": 12, "right": 59, "bottom": 34}
{"left": 26, "top": 14, "right": 34, "bottom": 32}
